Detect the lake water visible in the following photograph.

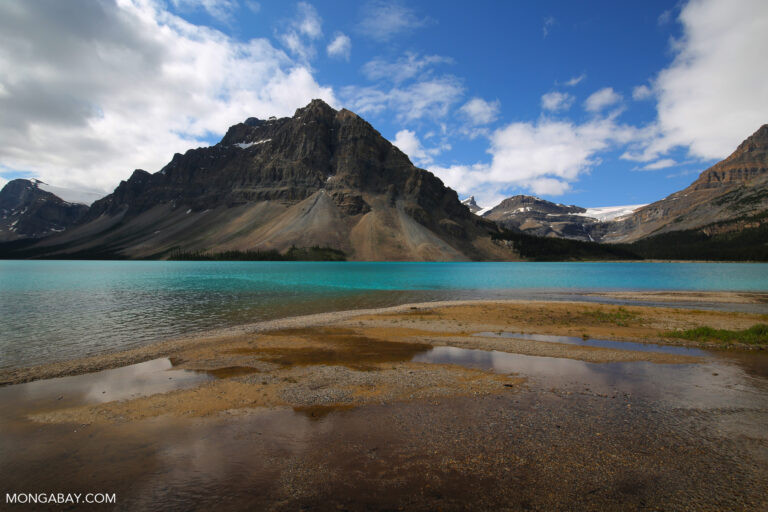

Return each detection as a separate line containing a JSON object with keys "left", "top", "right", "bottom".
{"left": 1, "top": 260, "right": 767, "bottom": 369}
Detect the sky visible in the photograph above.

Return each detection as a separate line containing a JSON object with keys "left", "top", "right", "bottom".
{"left": 0, "top": 0, "right": 767, "bottom": 208}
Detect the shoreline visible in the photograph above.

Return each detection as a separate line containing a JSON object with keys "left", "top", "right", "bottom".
{"left": 2, "top": 294, "right": 766, "bottom": 387}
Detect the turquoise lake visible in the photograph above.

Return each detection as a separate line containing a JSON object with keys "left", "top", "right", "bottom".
{"left": 1, "top": 261, "right": 767, "bottom": 369}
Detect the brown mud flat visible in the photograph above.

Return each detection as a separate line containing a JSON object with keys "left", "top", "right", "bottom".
{"left": 2, "top": 297, "right": 763, "bottom": 387}
{"left": 2, "top": 299, "right": 768, "bottom": 510}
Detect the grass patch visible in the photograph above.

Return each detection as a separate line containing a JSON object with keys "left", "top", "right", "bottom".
{"left": 581, "top": 307, "right": 637, "bottom": 327}
{"left": 663, "top": 324, "right": 768, "bottom": 345}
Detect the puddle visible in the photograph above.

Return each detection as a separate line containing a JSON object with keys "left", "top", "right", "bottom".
{"left": 475, "top": 331, "right": 709, "bottom": 356}
{"left": 412, "top": 345, "right": 768, "bottom": 409}
{"left": 244, "top": 327, "right": 432, "bottom": 370}
{"left": 0, "top": 358, "right": 212, "bottom": 417}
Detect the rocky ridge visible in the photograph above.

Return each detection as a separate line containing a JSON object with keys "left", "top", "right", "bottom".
{"left": 0, "top": 179, "right": 89, "bottom": 242}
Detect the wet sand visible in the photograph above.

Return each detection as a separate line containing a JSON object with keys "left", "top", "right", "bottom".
{"left": 1, "top": 298, "right": 768, "bottom": 510}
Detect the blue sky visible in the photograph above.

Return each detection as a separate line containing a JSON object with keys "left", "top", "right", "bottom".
{"left": 0, "top": 0, "right": 766, "bottom": 208}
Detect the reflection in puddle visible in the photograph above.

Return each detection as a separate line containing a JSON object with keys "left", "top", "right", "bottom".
{"left": 413, "top": 345, "right": 768, "bottom": 409}
{"left": 0, "top": 358, "right": 212, "bottom": 417}
{"left": 475, "top": 331, "right": 708, "bottom": 356}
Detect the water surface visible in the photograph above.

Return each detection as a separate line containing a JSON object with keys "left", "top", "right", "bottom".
{"left": 2, "top": 260, "right": 767, "bottom": 369}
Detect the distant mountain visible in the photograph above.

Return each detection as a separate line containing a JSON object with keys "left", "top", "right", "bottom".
{"left": 0, "top": 179, "right": 89, "bottom": 242}
{"left": 482, "top": 124, "right": 768, "bottom": 253}
{"left": 12, "top": 100, "right": 518, "bottom": 261}
{"left": 481, "top": 195, "right": 641, "bottom": 241}
{"left": 461, "top": 196, "right": 481, "bottom": 213}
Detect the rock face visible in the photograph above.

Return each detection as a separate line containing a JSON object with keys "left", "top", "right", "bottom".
{"left": 25, "top": 100, "right": 515, "bottom": 261}
{"left": 0, "top": 179, "right": 89, "bottom": 242}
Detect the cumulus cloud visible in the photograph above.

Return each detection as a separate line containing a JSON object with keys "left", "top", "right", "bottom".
{"left": 632, "top": 84, "right": 653, "bottom": 101}
{"left": 362, "top": 52, "right": 452, "bottom": 84}
{"left": 431, "top": 116, "right": 639, "bottom": 206}
{"left": 648, "top": 0, "right": 768, "bottom": 160}
{"left": 0, "top": 0, "right": 335, "bottom": 193}
{"left": 541, "top": 91, "right": 574, "bottom": 112}
{"left": 392, "top": 130, "right": 448, "bottom": 166}
{"left": 326, "top": 33, "right": 351, "bottom": 60}
{"left": 358, "top": 0, "right": 430, "bottom": 41}
{"left": 584, "top": 87, "right": 623, "bottom": 112}
{"left": 459, "top": 98, "right": 500, "bottom": 125}
{"left": 342, "top": 76, "right": 464, "bottom": 123}
{"left": 278, "top": 2, "right": 323, "bottom": 61}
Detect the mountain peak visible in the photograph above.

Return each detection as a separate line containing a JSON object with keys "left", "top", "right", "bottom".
{"left": 294, "top": 98, "right": 336, "bottom": 120}
{"left": 461, "top": 196, "right": 481, "bottom": 213}
{"left": 691, "top": 122, "right": 768, "bottom": 190}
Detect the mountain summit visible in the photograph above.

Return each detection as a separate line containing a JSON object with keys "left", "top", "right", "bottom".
{"left": 25, "top": 99, "right": 514, "bottom": 261}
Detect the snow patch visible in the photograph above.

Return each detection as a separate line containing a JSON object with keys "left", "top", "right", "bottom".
{"left": 234, "top": 139, "right": 272, "bottom": 149}
{"left": 576, "top": 204, "right": 647, "bottom": 222}
{"left": 477, "top": 206, "right": 494, "bottom": 216}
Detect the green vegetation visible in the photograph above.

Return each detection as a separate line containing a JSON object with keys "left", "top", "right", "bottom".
{"left": 663, "top": 324, "right": 768, "bottom": 346}
{"left": 491, "top": 229, "right": 640, "bottom": 261}
{"left": 582, "top": 307, "right": 637, "bottom": 327}
{"left": 167, "top": 245, "right": 346, "bottom": 261}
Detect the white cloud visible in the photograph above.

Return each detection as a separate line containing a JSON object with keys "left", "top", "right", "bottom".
{"left": 326, "top": 33, "right": 351, "bottom": 60}
{"left": 584, "top": 87, "right": 623, "bottom": 112}
{"left": 459, "top": 98, "right": 500, "bottom": 125}
{"left": 358, "top": 0, "right": 429, "bottom": 41}
{"left": 392, "top": 129, "right": 448, "bottom": 166}
{"left": 562, "top": 73, "right": 586, "bottom": 87}
{"left": 278, "top": 2, "right": 323, "bottom": 61}
{"left": 245, "top": 1, "right": 261, "bottom": 14}
{"left": 638, "top": 158, "right": 678, "bottom": 171}
{"left": 658, "top": 9, "right": 673, "bottom": 25}
{"left": 0, "top": 176, "right": 7, "bottom": 190}
{"left": 362, "top": 52, "right": 452, "bottom": 84}
{"left": 0, "top": 0, "right": 335, "bottom": 193}
{"left": 431, "top": 116, "right": 639, "bottom": 206}
{"left": 170, "top": 0, "right": 237, "bottom": 23}
{"left": 541, "top": 91, "right": 574, "bottom": 112}
{"left": 542, "top": 16, "right": 556, "bottom": 38}
{"left": 342, "top": 76, "right": 464, "bottom": 123}
{"left": 648, "top": 0, "right": 768, "bottom": 160}
{"left": 632, "top": 84, "right": 653, "bottom": 101}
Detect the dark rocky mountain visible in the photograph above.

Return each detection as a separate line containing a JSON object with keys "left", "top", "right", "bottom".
{"left": 17, "top": 100, "right": 517, "bottom": 261}
{"left": 0, "top": 179, "right": 89, "bottom": 242}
